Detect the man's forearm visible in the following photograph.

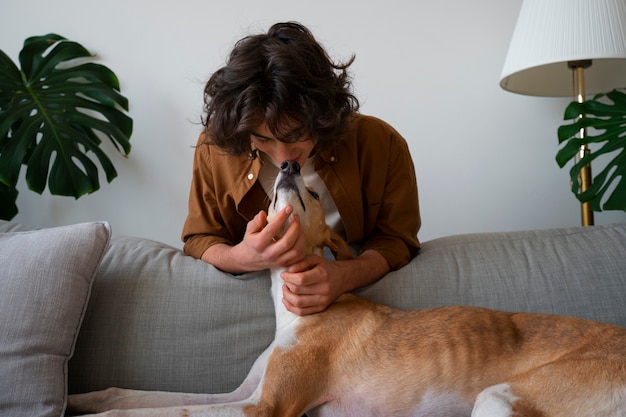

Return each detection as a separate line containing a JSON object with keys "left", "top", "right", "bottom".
{"left": 336, "top": 249, "right": 391, "bottom": 294}
{"left": 201, "top": 243, "right": 253, "bottom": 274}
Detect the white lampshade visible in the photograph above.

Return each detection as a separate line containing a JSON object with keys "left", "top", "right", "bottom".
{"left": 500, "top": 0, "right": 626, "bottom": 97}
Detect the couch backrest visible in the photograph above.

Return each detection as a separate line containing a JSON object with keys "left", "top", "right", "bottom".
{"left": 359, "top": 223, "right": 626, "bottom": 327}
{"left": 62, "top": 222, "right": 626, "bottom": 395}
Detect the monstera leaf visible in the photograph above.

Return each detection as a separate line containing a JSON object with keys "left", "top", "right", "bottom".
{"left": 557, "top": 89, "right": 626, "bottom": 212}
{"left": 0, "top": 34, "right": 132, "bottom": 220}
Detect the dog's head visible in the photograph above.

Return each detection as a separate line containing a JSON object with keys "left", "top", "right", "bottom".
{"left": 268, "top": 160, "right": 352, "bottom": 260}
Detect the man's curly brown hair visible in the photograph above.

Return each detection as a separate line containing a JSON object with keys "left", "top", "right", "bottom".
{"left": 202, "top": 21, "right": 359, "bottom": 155}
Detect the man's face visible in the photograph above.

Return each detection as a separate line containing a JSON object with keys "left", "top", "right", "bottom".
{"left": 250, "top": 123, "right": 316, "bottom": 168}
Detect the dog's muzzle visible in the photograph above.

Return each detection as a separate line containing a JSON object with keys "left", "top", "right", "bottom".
{"left": 274, "top": 160, "right": 306, "bottom": 211}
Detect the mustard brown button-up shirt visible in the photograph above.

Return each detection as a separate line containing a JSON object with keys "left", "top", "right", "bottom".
{"left": 182, "top": 114, "right": 421, "bottom": 270}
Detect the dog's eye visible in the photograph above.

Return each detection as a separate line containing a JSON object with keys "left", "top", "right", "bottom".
{"left": 308, "top": 190, "right": 320, "bottom": 200}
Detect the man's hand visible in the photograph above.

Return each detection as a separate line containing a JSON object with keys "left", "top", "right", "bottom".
{"left": 201, "top": 206, "right": 306, "bottom": 274}
{"left": 280, "top": 249, "right": 390, "bottom": 316}
{"left": 238, "top": 206, "right": 306, "bottom": 269}
{"left": 280, "top": 255, "right": 340, "bottom": 316}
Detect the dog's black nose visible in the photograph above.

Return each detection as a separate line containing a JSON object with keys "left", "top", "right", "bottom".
{"left": 280, "top": 160, "right": 301, "bottom": 175}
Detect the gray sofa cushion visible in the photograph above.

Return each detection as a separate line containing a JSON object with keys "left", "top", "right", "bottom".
{"left": 358, "top": 223, "right": 626, "bottom": 326}
{"left": 0, "top": 222, "right": 111, "bottom": 417}
{"left": 68, "top": 235, "right": 275, "bottom": 395}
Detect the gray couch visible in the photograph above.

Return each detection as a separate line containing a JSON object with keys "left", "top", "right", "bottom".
{"left": 1, "top": 220, "right": 626, "bottom": 416}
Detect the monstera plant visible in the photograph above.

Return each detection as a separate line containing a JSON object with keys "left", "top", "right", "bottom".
{"left": 557, "top": 89, "right": 626, "bottom": 212}
{"left": 0, "top": 34, "right": 132, "bottom": 220}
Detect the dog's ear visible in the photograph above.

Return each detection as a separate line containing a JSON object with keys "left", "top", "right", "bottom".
{"left": 324, "top": 230, "right": 353, "bottom": 261}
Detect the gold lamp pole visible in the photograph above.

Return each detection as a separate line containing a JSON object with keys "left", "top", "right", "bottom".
{"left": 569, "top": 60, "right": 594, "bottom": 226}
{"left": 500, "top": 0, "right": 626, "bottom": 227}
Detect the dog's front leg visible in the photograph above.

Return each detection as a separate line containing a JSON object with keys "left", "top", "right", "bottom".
{"left": 67, "top": 385, "right": 259, "bottom": 415}
{"left": 72, "top": 390, "right": 301, "bottom": 417}
{"left": 71, "top": 401, "right": 269, "bottom": 417}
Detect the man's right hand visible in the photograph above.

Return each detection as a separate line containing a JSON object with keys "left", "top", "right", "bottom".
{"left": 201, "top": 206, "right": 306, "bottom": 273}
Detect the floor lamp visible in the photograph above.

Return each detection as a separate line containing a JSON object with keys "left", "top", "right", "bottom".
{"left": 500, "top": 0, "right": 626, "bottom": 226}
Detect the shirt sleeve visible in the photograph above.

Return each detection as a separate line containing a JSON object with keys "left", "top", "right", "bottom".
{"left": 181, "top": 136, "right": 232, "bottom": 259}
{"left": 359, "top": 129, "right": 421, "bottom": 270}
{"left": 323, "top": 115, "right": 421, "bottom": 271}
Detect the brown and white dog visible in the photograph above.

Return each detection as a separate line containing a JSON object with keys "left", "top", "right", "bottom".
{"left": 68, "top": 160, "right": 626, "bottom": 417}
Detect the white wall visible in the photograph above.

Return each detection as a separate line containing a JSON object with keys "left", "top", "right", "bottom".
{"left": 2, "top": 0, "right": 625, "bottom": 249}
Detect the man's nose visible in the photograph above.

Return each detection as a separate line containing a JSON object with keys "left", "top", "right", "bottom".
{"left": 275, "top": 141, "right": 301, "bottom": 163}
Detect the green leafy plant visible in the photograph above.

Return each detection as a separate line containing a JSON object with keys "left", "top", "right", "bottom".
{"left": 557, "top": 89, "right": 626, "bottom": 212}
{"left": 0, "top": 34, "right": 132, "bottom": 220}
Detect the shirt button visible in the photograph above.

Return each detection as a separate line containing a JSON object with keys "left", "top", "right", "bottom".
{"left": 247, "top": 173, "right": 254, "bottom": 180}
{"left": 330, "top": 156, "right": 336, "bottom": 162}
